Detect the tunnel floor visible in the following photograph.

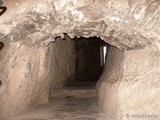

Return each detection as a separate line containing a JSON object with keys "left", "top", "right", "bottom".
{"left": 8, "top": 88, "right": 111, "bottom": 120}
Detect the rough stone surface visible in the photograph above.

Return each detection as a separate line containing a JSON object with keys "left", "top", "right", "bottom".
{"left": 49, "top": 35, "right": 75, "bottom": 90}
{"left": 6, "top": 97, "right": 111, "bottom": 120}
{"left": 0, "top": 0, "right": 160, "bottom": 119}
{"left": 97, "top": 46, "right": 160, "bottom": 120}
{"left": 1, "top": 0, "right": 160, "bottom": 50}
{"left": 0, "top": 35, "right": 75, "bottom": 116}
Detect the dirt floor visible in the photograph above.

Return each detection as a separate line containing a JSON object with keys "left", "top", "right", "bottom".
{"left": 5, "top": 96, "right": 111, "bottom": 120}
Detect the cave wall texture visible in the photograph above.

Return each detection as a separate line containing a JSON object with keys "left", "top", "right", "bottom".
{"left": 0, "top": 0, "right": 160, "bottom": 119}
{"left": 0, "top": 34, "right": 75, "bottom": 116}
{"left": 97, "top": 46, "right": 160, "bottom": 120}
{"left": 1, "top": 0, "right": 160, "bottom": 50}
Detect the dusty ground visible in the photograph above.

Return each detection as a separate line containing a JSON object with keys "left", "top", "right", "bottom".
{"left": 5, "top": 97, "right": 111, "bottom": 120}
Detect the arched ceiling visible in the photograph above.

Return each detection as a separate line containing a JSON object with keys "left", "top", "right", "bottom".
{"left": 0, "top": 0, "right": 160, "bottom": 50}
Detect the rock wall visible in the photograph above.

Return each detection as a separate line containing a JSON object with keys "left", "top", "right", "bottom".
{"left": 0, "top": 35, "right": 75, "bottom": 117}
{"left": 1, "top": 0, "right": 160, "bottom": 51}
{"left": 0, "top": 0, "right": 160, "bottom": 119}
{"left": 97, "top": 46, "right": 124, "bottom": 119}
{"left": 97, "top": 46, "right": 160, "bottom": 120}
{"left": 49, "top": 35, "right": 75, "bottom": 92}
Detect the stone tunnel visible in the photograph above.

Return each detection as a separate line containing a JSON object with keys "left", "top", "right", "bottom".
{"left": 0, "top": 0, "right": 160, "bottom": 120}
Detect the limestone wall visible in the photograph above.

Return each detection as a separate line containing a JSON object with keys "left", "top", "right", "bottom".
{"left": 1, "top": 0, "right": 160, "bottom": 51}
{"left": 97, "top": 46, "right": 160, "bottom": 120}
{"left": 0, "top": 35, "right": 75, "bottom": 117}
{"left": 0, "top": 0, "right": 160, "bottom": 119}
{"left": 97, "top": 46, "right": 124, "bottom": 119}
{"left": 49, "top": 35, "right": 75, "bottom": 92}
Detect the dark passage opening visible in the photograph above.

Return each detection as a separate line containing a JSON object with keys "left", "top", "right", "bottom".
{"left": 0, "top": 42, "right": 4, "bottom": 51}
{"left": 66, "top": 36, "right": 108, "bottom": 88}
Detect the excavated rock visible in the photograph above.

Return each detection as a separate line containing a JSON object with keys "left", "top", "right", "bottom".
{"left": 0, "top": 0, "right": 160, "bottom": 119}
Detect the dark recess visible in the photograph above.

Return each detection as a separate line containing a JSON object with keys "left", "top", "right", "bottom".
{"left": 0, "top": 6, "right": 7, "bottom": 16}
{"left": 65, "top": 36, "right": 108, "bottom": 88}
{"left": 0, "top": 42, "right": 4, "bottom": 51}
{"left": 0, "top": 0, "right": 7, "bottom": 16}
